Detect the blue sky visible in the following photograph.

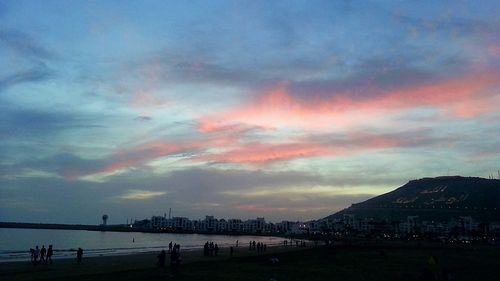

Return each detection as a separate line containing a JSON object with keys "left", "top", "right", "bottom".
{"left": 1, "top": 0, "right": 499, "bottom": 224}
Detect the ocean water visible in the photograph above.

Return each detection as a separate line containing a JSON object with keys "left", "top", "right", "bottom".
{"left": 0, "top": 228, "right": 283, "bottom": 262}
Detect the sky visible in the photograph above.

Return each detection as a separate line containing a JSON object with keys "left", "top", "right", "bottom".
{"left": 1, "top": 0, "right": 499, "bottom": 224}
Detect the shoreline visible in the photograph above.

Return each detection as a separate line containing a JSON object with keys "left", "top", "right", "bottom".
{"left": 2, "top": 243, "right": 499, "bottom": 281}
{"left": 0, "top": 228, "right": 294, "bottom": 263}
{"left": 0, "top": 242, "right": 299, "bottom": 264}
{"left": 0, "top": 244, "right": 306, "bottom": 281}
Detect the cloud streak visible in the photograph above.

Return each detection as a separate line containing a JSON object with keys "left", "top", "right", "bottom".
{"left": 118, "top": 189, "right": 167, "bottom": 200}
{"left": 199, "top": 70, "right": 500, "bottom": 132}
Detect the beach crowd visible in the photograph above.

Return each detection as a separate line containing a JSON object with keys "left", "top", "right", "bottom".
{"left": 29, "top": 245, "right": 53, "bottom": 265}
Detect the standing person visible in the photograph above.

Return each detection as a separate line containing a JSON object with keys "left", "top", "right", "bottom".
{"left": 204, "top": 241, "right": 209, "bottom": 256}
{"left": 76, "top": 248, "right": 83, "bottom": 263}
{"left": 170, "top": 247, "right": 180, "bottom": 276}
{"left": 157, "top": 250, "right": 166, "bottom": 268}
{"left": 236, "top": 240, "right": 238, "bottom": 247}
{"left": 34, "top": 246, "right": 40, "bottom": 266}
{"left": 230, "top": 246, "right": 234, "bottom": 257}
{"left": 29, "top": 248, "right": 35, "bottom": 264}
{"left": 214, "top": 244, "right": 219, "bottom": 256}
{"left": 168, "top": 241, "right": 173, "bottom": 253}
{"left": 40, "top": 245, "right": 46, "bottom": 264}
{"left": 47, "top": 245, "right": 53, "bottom": 264}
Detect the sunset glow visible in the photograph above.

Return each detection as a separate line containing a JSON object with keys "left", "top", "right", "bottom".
{"left": 1, "top": 0, "right": 499, "bottom": 224}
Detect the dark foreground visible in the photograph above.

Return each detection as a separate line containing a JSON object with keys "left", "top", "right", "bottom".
{"left": 2, "top": 243, "right": 499, "bottom": 281}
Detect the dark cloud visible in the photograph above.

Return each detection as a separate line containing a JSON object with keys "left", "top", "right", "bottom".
{"left": 135, "top": 116, "right": 152, "bottom": 122}
{"left": 287, "top": 53, "right": 468, "bottom": 103}
{"left": 0, "top": 166, "right": 386, "bottom": 223}
{"left": 0, "top": 29, "right": 57, "bottom": 92}
{"left": 27, "top": 152, "right": 110, "bottom": 179}
{"left": 0, "top": 64, "right": 54, "bottom": 92}
{"left": 311, "top": 129, "right": 456, "bottom": 149}
{"left": 0, "top": 106, "right": 105, "bottom": 138}
{"left": 0, "top": 29, "right": 56, "bottom": 61}
{"left": 395, "top": 15, "right": 500, "bottom": 39}
{"left": 0, "top": 177, "right": 113, "bottom": 224}
{"left": 125, "top": 57, "right": 264, "bottom": 89}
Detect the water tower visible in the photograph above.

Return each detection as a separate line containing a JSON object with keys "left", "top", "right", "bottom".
{"left": 102, "top": 214, "right": 108, "bottom": 226}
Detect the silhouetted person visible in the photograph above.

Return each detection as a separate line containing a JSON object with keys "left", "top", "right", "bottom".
{"left": 214, "top": 244, "right": 219, "bottom": 256}
{"left": 230, "top": 246, "right": 234, "bottom": 257}
{"left": 157, "top": 250, "right": 166, "bottom": 267}
{"left": 76, "top": 248, "right": 83, "bottom": 263}
{"left": 168, "top": 241, "right": 173, "bottom": 253}
{"left": 47, "top": 245, "right": 53, "bottom": 264}
{"left": 236, "top": 240, "right": 238, "bottom": 247}
{"left": 204, "top": 241, "right": 209, "bottom": 256}
{"left": 40, "top": 245, "right": 46, "bottom": 264}
{"left": 170, "top": 247, "right": 181, "bottom": 276}
{"left": 29, "top": 248, "right": 35, "bottom": 264}
{"left": 34, "top": 246, "right": 40, "bottom": 266}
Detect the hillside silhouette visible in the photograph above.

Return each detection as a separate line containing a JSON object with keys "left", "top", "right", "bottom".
{"left": 326, "top": 176, "right": 500, "bottom": 221}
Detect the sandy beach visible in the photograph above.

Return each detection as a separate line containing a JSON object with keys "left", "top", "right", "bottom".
{"left": 2, "top": 243, "right": 500, "bottom": 281}
{"left": 0, "top": 244, "right": 303, "bottom": 281}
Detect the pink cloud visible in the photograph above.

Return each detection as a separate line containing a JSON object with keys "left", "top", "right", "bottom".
{"left": 199, "top": 131, "right": 444, "bottom": 165}
{"left": 199, "top": 71, "right": 500, "bottom": 132}
{"left": 200, "top": 142, "right": 338, "bottom": 164}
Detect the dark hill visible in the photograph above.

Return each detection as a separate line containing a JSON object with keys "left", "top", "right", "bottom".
{"left": 325, "top": 176, "right": 500, "bottom": 222}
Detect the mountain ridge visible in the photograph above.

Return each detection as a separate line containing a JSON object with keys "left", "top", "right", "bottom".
{"left": 325, "top": 176, "right": 500, "bottom": 222}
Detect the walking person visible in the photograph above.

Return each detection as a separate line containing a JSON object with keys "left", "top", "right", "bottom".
{"left": 40, "top": 245, "right": 46, "bottom": 264}
{"left": 29, "top": 248, "right": 35, "bottom": 264}
{"left": 170, "top": 247, "right": 181, "bottom": 276}
{"left": 47, "top": 245, "right": 53, "bottom": 264}
{"left": 34, "top": 246, "right": 40, "bottom": 266}
{"left": 76, "top": 248, "right": 83, "bottom": 263}
{"left": 157, "top": 250, "right": 166, "bottom": 268}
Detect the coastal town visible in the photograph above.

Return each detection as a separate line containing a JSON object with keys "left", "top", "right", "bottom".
{"left": 129, "top": 213, "right": 500, "bottom": 243}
